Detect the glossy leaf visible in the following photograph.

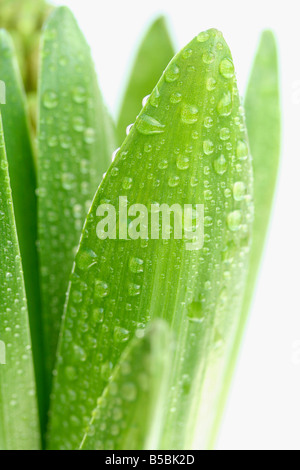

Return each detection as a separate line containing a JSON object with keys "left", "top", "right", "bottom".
{"left": 37, "top": 6, "right": 116, "bottom": 382}
{"left": 48, "top": 29, "right": 253, "bottom": 450}
{"left": 0, "top": 113, "right": 40, "bottom": 450}
{"left": 117, "top": 16, "right": 175, "bottom": 145}
{"left": 80, "top": 321, "right": 172, "bottom": 450}
{"left": 0, "top": 30, "right": 46, "bottom": 434}
{"left": 208, "top": 31, "right": 281, "bottom": 448}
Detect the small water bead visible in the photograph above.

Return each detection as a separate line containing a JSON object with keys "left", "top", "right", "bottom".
{"left": 176, "top": 155, "right": 190, "bottom": 170}
{"left": 62, "top": 172, "right": 75, "bottom": 190}
{"left": 122, "top": 177, "right": 133, "bottom": 190}
{"left": 73, "top": 344, "right": 87, "bottom": 362}
{"left": 126, "top": 123, "right": 134, "bottom": 135}
{"left": 136, "top": 115, "right": 165, "bottom": 135}
{"left": 204, "top": 116, "right": 214, "bottom": 128}
{"left": 48, "top": 135, "right": 58, "bottom": 147}
{"left": 237, "top": 140, "right": 249, "bottom": 160}
{"left": 76, "top": 247, "right": 97, "bottom": 270}
{"left": 142, "top": 94, "right": 151, "bottom": 107}
{"left": 112, "top": 148, "right": 120, "bottom": 162}
{"left": 217, "top": 92, "right": 233, "bottom": 116}
{"left": 224, "top": 188, "right": 232, "bottom": 198}
{"left": 182, "top": 48, "right": 193, "bottom": 59}
{"left": 227, "top": 210, "right": 242, "bottom": 231}
{"left": 73, "top": 116, "right": 85, "bottom": 132}
{"left": 214, "top": 155, "right": 227, "bottom": 175}
{"left": 219, "top": 58, "right": 235, "bottom": 79}
{"left": 72, "top": 86, "right": 87, "bottom": 103}
{"left": 129, "top": 257, "right": 144, "bottom": 273}
{"left": 220, "top": 128, "right": 230, "bottom": 141}
{"left": 114, "top": 326, "right": 130, "bottom": 343}
{"left": 84, "top": 128, "right": 96, "bottom": 145}
{"left": 128, "top": 283, "right": 141, "bottom": 296}
{"left": 43, "top": 90, "right": 58, "bottom": 109}
{"left": 170, "top": 92, "right": 182, "bottom": 104}
{"left": 181, "top": 104, "right": 199, "bottom": 124}
{"left": 203, "top": 140, "right": 214, "bottom": 155}
{"left": 197, "top": 31, "right": 210, "bottom": 42}
{"left": 149, "top": 87, "right": 160, "bottom": 107}
{"left": 165, "top": 63, "right": 180, "bottom": 82}
{"left": 94, "top": 280, "right": 109, "bottom": 299}
{"left": 206, "top": 77, "right": 217, "bottom": 91}
{"left": 168, "top": 175, "right": 180, "bottom": 187}
{"left": 202, "top": 51, "right": 215, "bottom": 64}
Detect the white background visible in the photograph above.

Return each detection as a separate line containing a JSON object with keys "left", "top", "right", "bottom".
{"left": 52, "top": 0, "right": 300, "bottom": 450}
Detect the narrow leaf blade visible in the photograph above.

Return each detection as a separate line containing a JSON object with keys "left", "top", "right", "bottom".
{"left": 0, "top": 114, "right": 40, "bottom": 450}
{"left": 48, "top": 29, "right": 253, "bottom": 450}
{"left": 208, "top": 30, "right": 281, "bottom": 448}
{"left": 117, "top": 16, "right": 175, "bottom": 145}
{"left": 0, "top": 29, "right": 46, "bottom": 434}
{"left": 37, "top": 6, "right": 116, "bottom": 382}
{"left": 80, "top": 321, "right": 172, "bottom": 450}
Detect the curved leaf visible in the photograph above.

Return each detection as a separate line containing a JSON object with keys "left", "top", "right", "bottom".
{"left": 0, "top": 30, "right": 46, "bottom": 434}
{"left": 0, "top": 113, "right": 40, "bottom": 450}
{"left": 208, "top": 30, "right": 281, "bottom": 448}
{"left": 117, "top": 16, "right": 175, "bottom": 145}
{"left": 80, "top": 321, "right": 172, "bottom": 450}
{"left": 37, "top": 6, "right": 116, "bottom": 383}
{"left": 48, "top": 29, "right": 253, "bottom": 450}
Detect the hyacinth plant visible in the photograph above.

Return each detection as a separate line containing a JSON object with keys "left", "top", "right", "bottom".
{"left": 0, "top": 2, "right": 280, "bottom": 451}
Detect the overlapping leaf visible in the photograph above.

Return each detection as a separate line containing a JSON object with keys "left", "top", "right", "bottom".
{"left": 0, "top": 113, "right": 40, "bottom": 450}
{"left": 80, "top": 321, "right": 172, "bottom": 450}
{"left": 37, "top": 6, "right": 116, "bottom": 382}
{"left": 117, "top": 16, "right": 175, "bottom": 145}
{"left": 48, "top": 29, "right": 254, "bottom": 450}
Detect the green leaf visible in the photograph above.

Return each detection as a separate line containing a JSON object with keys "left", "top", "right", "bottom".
{"left": 208, "top": 30, "right": 281, "bottom": 448}
{"left": 0, "top": 113, "right": 40, "bottom": 450}
{"left": 48, "top": 29, "right": 253, "bottom": 450}
{"left": 117, "top": 16, "right": 175, "bottom": 145}
{"left": 37, "top": 6, "right": 116, "bottom": 383}
{"left": 0, "top": 30, "right": 46, "bottom": 435}
{"left": 80, "top": 320, "right": 172, "bottom": 450}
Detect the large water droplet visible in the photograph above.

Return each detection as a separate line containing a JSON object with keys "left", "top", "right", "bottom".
{"left": 227, "top": 210, "right": 242, "bottom": 231}
{"left": 233, "top": 181, "right": 246, "bottom": 201}
{"left": 137, "top": 115, "right": 165, "bottom": 135}
{"left": 187, "top": 301, "right": 205, "bottom": 323}
{"left": 197, "top": 31, "right": 210, "bottom": 42}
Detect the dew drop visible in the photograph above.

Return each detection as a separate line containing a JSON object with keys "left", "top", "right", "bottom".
{"left": 203, "top": 140, "right": 214, "bottom": 155}
{"left": 181, "top": 104, "right": 199, "bottom": 124}
{"left": 227, "top": 210, "right": 242, "bottom": 231}
{"left": 202, "top": 51, "right": 215, "bottom": 64}
{"left": 217, "top": 92, "right": 233, "bottom": 116}
{"left": 237, "top": 140, "right": 249, "bottom": 160}
{"left": 197, "top": 31, "right": 210, "bottom": 42}
{"left": 170, "top": 92, "right": 182, "bottom": 104}
{"left": 220, "top": 127, "right": 230, "bottom": 141}
{"left": 149, "top": 87, "right": 160, "bottom": 107}
{"left": 233, "top": 181, "right": 246, "bottom": 201}
{"left": 219, "top": 58, "right": 235, "bottom": 79}
{"left": 84, "top": 128, "right": 96, "bottom": 145}
{"left": 214, "top": 154, "right": 227, "bottom": 175}
{"left": 165, "top": 63, "right": 180, "bottom": 82}
{"left": 136, "top": 115, "right": 165, "bottom": 135}
{"left": 76, "top": 247, "right": 97, "bottom": 270}
{"left": 129, "top": 257, "right": 144, "bottom": 273}
{"left": 43, "top": 90, "right": 58, "bottom": 109}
